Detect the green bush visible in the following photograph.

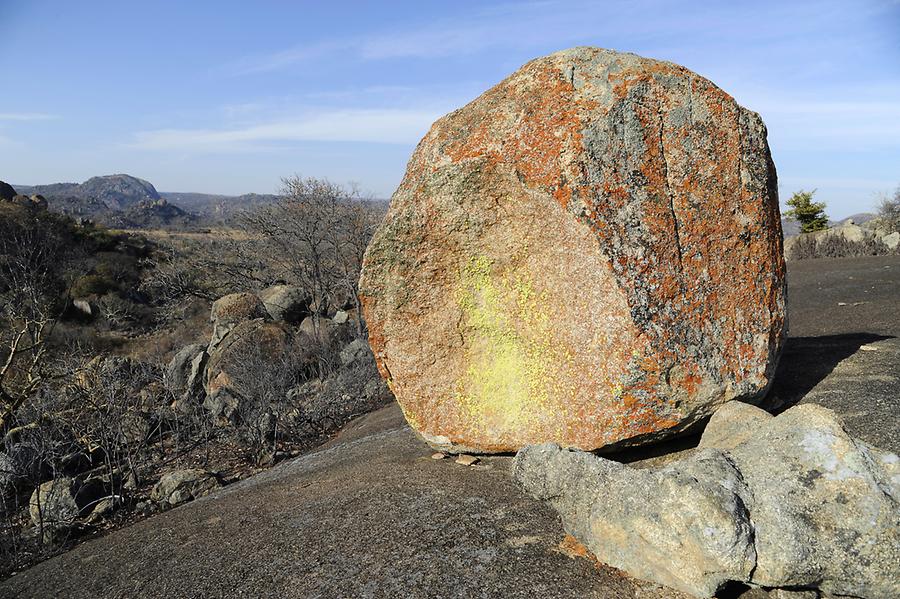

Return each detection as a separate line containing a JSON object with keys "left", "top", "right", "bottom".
{"left": 785, "top": 190, "right": 829, "bottom": 233}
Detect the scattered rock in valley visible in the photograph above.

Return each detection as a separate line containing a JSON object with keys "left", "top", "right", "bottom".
{"left": 513, "top": 402, "right": 900, "bottom": 598}
{"left": 360, "top": 46, "right": 786, "bottom": 453}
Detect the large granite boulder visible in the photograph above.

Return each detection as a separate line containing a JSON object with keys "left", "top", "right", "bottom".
{"left": 360, "top": 47, "right": 786, "bottom": 453}
{"left": 513, "top": 403, "right": 900, "bottom": 598}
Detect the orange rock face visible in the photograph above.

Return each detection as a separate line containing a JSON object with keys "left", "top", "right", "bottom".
{"left": 359, "top": 48, "right": 786, "bottom": 453}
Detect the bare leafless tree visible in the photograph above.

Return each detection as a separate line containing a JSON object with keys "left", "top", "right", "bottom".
{"left": 0, "top": 206, "right": 82, "bottom": 435}
{"left": 238, "top": 176, "right": 383, "bottom": 334}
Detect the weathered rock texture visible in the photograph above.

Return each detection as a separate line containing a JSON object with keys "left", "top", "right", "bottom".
{"left": 360, "top": 47, "right": 786, "bottom": 453}
{"left": 514, "top": 403, "right": 900, "bottom": 598}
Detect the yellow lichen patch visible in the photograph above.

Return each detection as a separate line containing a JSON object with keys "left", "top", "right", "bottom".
{"left": 453, "top": 256, "right": 566, "bottom": 439}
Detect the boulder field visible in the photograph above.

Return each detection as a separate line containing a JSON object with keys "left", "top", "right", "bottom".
{"left": 360, "top": 47, "right": 786, "bottom": 453}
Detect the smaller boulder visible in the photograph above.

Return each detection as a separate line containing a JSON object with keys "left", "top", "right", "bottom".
{"left": 834, "top": 222, "right": 865, "bottom": 243}
{"left": 258, "top": 285, "right": 310, "bottom": 324}
{"left": 332, "top": 310, "right": 349, "bottom": 325}
{"left": 881, "top": 231, "right": 900, "bottom": 250}
{"left": 29, "top": 194, "right": 48, "bottom": 211}
{"left": 698, "top": 401, "right": 772, "bottom": 451}
{"left": 151, "top": 469, "right": 219, "bottom": 507}
{"left": 30, "top": 478, "right": 79, "bottom": 528}
{"left": 514, "top": 404, "right": 900, "bottom": 598}
{"left": 29, "top": 477, "right": 105, "bottom": 532}
{"left": 72, "top": 299, "right": 93, "bottom": 318}
{"left": 166, "top": 343, "right": 206, "bottom": 392}
{"left": 209, "top": 292, "right": 269, "bottom": 348}
{"left": 298, "top": 315, "right": 350, "bottom": 346}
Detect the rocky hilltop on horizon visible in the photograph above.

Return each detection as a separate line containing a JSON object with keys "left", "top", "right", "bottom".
{"left": 18, "top": 174, "right": 160, "bottom": 211}
{"left": 11, "top": 174, "right": 282, "bottom": 228}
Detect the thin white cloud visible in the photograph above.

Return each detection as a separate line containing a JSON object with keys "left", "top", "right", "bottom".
{"left": 222, "top": 40, "right": 353, "bottom": 76}
{"left": 0, "top": 112, "right": 58, "bottom": 121}
{"left": 130, "top": 108, "right": 441, "bottom": 152}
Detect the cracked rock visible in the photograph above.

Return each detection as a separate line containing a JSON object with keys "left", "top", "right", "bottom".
{"left": 513, "top": 402, "right": 900, "bottom": 598}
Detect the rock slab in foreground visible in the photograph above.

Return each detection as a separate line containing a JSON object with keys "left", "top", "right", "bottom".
{"left": 360, "top": 46, "right": 786, "bottom": 453}
{"left": 513, "top": 403, "right": 900, "bottom": 598}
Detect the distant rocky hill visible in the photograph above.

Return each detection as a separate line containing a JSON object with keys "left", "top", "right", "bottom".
{"left": 11, "top": 174, "right": 280, "bottom": 229}
{"left": 19, "top": 174, "right": 160, "bottom": 211}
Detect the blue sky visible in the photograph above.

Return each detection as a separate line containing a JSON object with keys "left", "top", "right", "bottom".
{"left": 1, "top": 0, "right": 898, "bottom": 217}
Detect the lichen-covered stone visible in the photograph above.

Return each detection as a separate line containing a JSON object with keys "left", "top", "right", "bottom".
{"left": 359, "top": 47, "right": 786, "bottom": 453}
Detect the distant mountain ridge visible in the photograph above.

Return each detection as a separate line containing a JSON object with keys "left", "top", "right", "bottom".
{"left": 11, "top": 174, "right": 283, "bottom": 229}
{"left": 161, "top": 191, "right": 280, "bottom": 220}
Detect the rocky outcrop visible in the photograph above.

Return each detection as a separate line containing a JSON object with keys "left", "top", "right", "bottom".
{"left": 784, "top": 218, "right": 900, "bottom": 258}
{"left": 150, "top": 469, "right": 219, "bottom": 507}
{"left": 1, "top": 182, "right": 49, "bottom": 212}
{"left": 360, "top": 47, "right": 786, "bottom": 453}
{"left": 882, "top": 231, "right": 900, "bottom": 250}
{"left": 513, "top": 403, "right": 900, "bottom": 598}
{"left": 26, "top": 174, "right": 160, "bottom": 211}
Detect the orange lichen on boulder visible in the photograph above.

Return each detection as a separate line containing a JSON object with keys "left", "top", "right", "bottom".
{"left": 359, "top": 47, "right": 786, "bottom": 453}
